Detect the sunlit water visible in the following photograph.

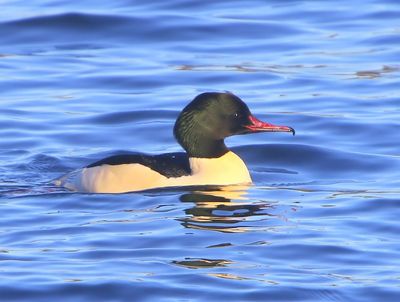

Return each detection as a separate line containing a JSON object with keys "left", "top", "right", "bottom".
{"left": 1, "top": 0, "right": 400, "bottom": 301}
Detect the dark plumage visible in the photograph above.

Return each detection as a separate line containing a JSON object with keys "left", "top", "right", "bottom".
{"left": 173, "top": 92, "right": 253, "bottom": 158}
{"left": 87, "top": 152, "right": 191, "bottom": 178}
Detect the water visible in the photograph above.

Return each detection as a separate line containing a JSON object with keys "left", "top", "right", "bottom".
{"left": 1, "top": 0, "right": 400, "bottom": 301}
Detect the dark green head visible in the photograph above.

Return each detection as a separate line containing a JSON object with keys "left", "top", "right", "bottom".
{"left": 174, "top": 92, "right": 294, "bottom": 158}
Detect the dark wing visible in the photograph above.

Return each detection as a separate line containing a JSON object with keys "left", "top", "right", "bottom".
{"left": 86, "top": 152, "right": 191, "bottom": 178}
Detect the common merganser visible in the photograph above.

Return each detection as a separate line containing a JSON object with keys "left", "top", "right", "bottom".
{"left": 57, "top": 92, "right": 294, "bottom": 193}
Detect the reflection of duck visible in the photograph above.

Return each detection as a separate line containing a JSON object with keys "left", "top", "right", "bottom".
{"left": 179, "top": 188, "right": 274, "bottom": 233}
{"left": 172, "top": 258, "right": 233, "bottom": 269}
{"left": 57, "top": 92, "right": 294, "bottom": 193}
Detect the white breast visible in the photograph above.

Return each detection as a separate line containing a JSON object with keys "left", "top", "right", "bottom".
{"left": 182, "top": 151, "right": 252, "bottom": 186}
{"left": 56, "top": 151, "right": 252, "bottom": 193}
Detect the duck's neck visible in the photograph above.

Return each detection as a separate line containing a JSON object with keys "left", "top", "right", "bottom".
{"left": 182, "top": 136, "right": 228, "bottom": 158}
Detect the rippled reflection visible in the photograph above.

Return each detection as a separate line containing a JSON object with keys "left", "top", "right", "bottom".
{"left": 178, "top": 185, "right": 292, "bottom": 233}
{"left": 172, "top": 258, "right": 233, "bottom": 269}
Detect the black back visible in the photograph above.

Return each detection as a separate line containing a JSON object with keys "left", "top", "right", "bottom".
{"left": 87, "top": 152, "right": 191, "bottom": 178}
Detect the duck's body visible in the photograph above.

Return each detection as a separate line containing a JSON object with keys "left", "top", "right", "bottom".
{"left": 57, "top": 92, "right": 294, "bottom": 193}
{"left": 59, "top": 151, "right": 251, "bottom": 193}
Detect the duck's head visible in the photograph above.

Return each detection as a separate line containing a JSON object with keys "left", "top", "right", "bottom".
{"left": 174, "top": 92, "right": 295, "bottom": 158}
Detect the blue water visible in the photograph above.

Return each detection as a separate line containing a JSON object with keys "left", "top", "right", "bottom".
{"left": 1, "top": 0, "right": 400, "bottom": 301}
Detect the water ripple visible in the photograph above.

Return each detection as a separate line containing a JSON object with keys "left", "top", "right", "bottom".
{"left": 1, "top": 0, "right": 400, "bottom": 301}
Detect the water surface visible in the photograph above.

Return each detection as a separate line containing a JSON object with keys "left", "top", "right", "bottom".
{"left": 1, "top": 0, "right": 400, "bottom": 301}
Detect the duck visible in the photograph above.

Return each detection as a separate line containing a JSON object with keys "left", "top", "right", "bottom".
{"left": 56, "top": 92, "right": 295, "bottom": 193}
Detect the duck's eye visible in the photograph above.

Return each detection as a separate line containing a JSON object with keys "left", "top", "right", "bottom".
{"left": 233, "top": 112, "right": 241, "bottom": 118}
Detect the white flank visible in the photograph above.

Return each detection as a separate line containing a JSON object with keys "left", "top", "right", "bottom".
{"left": 57, "top": 151, "right": 252, "bottom": 193}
